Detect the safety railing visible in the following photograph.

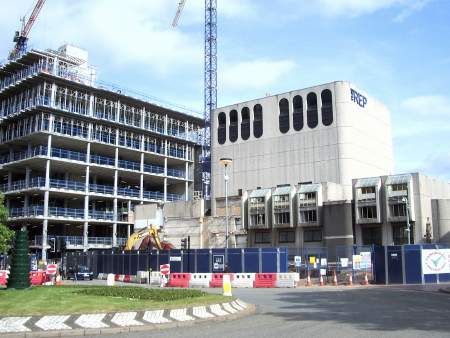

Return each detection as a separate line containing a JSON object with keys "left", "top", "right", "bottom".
{"left": 143, "top": 163, "right": 165, "bottom": 175}
{"left": 49, "top": 178, "right": 85, "bottom": 191}
{"left": 167, "top": 193, "right": 184, "bottom": 201}
{"left": 51, "top": 147, "right": 86, "bottom": 162}
{"left": 117, "top": 187, "right": 140, "bottom": 198}
{"left": 144, "top": 143, "right": 164, "bottom": 155}
{"left": 89, "top": 183, "right": 114, "bottom": 195}
{"left": 89, "top": 210, "right": 114, "bottom": 221}
{"left": 118, "top": 159, "right": 141, "bottom": 171}
{"left": 168, "top": 148, "right": 185, "bottom": 159}
{"left": 32, "top": 235, "right": 128, "bottom": 247}
{"left": 90, "top": 154, "right": 115, "bottom": 167}
{"left": 53, "top": 124, "right": 89, "bottom": 139}
{"left": 48, "top": 207, "right": 84, "bottom": 219}
{"left": 167, "top": 168, "right": 185, "bottom": 178}
{"left": 9, "top": 205, "right": 44, "bottom": 218}
{"left": 142, "top": 190, "right": 165, "bottom": 200}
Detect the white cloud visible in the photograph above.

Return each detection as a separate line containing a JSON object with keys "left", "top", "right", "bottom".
{"left": 400, "top": 95, "right": 450, "bottom": 116}
{"left": 220, "top": 59, "right": 296, "bottom": 91}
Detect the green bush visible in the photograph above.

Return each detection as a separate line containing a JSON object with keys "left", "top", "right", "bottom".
{"left": 74, "top": 287, "right": 205, "bottom": 301}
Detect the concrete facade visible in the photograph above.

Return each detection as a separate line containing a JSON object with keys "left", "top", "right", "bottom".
{"left": 353, "top": 173, "right": 450, "bottom": 245}
{"left": 0, "top": 46, "right": 203, "bottom": 260}
{"left": 211, "top": 81, "right": 394, "bottom": 215}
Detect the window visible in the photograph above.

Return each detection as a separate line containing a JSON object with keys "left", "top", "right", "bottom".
{"left": 361, "top": 186, "right": 376, "bottom": 194}
{"left": 362, "top": 227, "right": 382, "bottom": 246}
{"left": 250, "top": 213, "right": 266, "bottom": 226}
{"left": 390, "top": 204, "right": 406, "bottom": 217}
{"left": 293, "top": 95, "right": 303, "bottom": 131}
{"left": 279, "top": 230, "right": 295, "bottom": 243}
{"left": 391, "top": 183, "right": 407, "bottom": 192}
{"left": 229, "top": 110, "right": 238, "bottom": 142}
{"left": 217, "top": 112, "right": 226, "bottom": 144}
{"left": 304, "top": 229, "right": 322, "bottom": 242}
{"left": 241, "top": 107, "right": 250, "bottom": 140}
{"left": 255, "top": 231, "right": 271, "bottom": 244}
{"left": 300, "top": 210, "right": 317, "bottom": 223}
{"left": 253, "top": 104, "right": 263, "bottom": 138}
{"left": 307, "top": 92, "right": 318, "bottom": 129}
{"left": 274, "top": 212, "right": 290, "bottom": 225}
{"left": 321, "top": 89, "right": 333, "bottom": 126}
{"left": 359, "top": 206, "right": 377, "bottom": 219}
{"left": 278, "top": 98, "right": 290, "bottom": 133}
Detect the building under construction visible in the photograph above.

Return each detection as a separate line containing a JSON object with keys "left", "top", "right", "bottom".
{"left": 0, "top": 45, "right": 203, "bottom": 260}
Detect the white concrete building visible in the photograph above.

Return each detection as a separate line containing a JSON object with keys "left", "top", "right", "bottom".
{"left": 211, "top": 81, "right": 394, "bottom": 215}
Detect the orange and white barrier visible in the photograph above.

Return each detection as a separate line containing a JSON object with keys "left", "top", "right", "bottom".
{"left": 361, "top": 273, "right": 369, "bottom": 285}
{"left": 0, "top": 270, "right": 8, "bottom": 286}
{"left": 305, "top": 272, "right": 312, "bottom": 287}
{"left": 319, "top": 275, "right": 324, "bottom": 286}
{"left": 189, "top": 273, "right": 212, "bottom": 288}
{"left": 231, "top": 273, "right": 255, "bottom": 288}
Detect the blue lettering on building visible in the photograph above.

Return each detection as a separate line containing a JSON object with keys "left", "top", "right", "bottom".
{"left": 351, "top": 88, "right": 367, "bottom": 108}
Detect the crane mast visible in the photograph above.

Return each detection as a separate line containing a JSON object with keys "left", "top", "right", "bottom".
{"left": 172, "top": 0, "right": 216, "bottom": 200}
{"left": 9, "top": 0, "right": 46, "bottom": 60}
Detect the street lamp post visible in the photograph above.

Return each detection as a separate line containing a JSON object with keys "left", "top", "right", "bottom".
{"left": 219, "top": 158, "right": 232, "bottom": 249}
{"left": 402, "top": 196, "right": 411, "bottom": 245}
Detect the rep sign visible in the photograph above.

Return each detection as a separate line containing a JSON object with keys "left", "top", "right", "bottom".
{"left": 350, "top": 88, "right": 367, "bottom": 108}
{"left": 421, "top": 249, "right": 450, "bottom": 274}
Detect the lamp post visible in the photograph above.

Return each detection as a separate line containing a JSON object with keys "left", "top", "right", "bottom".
{"left": 219, "top": 158, "right": 233, "bottom": 249}
{"left": 402, "top": 196, "right": 411, "bottom": 245}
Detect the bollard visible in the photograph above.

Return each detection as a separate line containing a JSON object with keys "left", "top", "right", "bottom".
{"left": 305, "top": 272, "right": 312, "bottom": 287}
{"left": 223, "top": 274, "right": 232, "bottom": 296}
{"left": 361, "top": 273, "right": 369, "bottom": 285}
{"left": 319, "top": 274, "right": 324, "bottom": 286}
{"left": 332, "top": 271, "right": 338, "bottom": 286}
{"left": 348, "top": 274, "right": 353, "bottom": 286}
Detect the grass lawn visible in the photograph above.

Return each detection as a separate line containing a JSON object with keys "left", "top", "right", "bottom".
{"left": 0, "top": 286, "right": 231, "bottom": 316}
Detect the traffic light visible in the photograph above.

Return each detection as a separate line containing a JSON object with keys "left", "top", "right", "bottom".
{"left": 181, "top": 238, "right": 187, "bottom": 250}
{"left": 49, "top": 238, "right": 56, "bottom": 252}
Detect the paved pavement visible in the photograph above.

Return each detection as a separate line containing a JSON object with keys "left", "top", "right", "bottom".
{"left": 84, "top": 284, "right": 450, "bottom": 338}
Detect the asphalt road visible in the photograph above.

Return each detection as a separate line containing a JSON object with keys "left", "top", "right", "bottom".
{"left": 84, "top": 284, "right": 450, "bottom": 338}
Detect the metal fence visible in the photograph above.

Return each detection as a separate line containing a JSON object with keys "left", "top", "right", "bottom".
{"left": 64, "top": 247, "right": 289, "bottom": 275}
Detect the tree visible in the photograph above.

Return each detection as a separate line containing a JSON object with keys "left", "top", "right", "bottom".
{"left": 0, "top": 194, "right": 14, "bottom": 254}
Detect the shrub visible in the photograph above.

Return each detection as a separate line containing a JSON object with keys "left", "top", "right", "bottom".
{"left": 75, "top": 287, "right": 205, "bottom": 301}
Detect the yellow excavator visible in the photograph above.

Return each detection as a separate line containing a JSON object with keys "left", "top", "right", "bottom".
{"left": 125, "top": 225, "right": 174, "bottom": 251}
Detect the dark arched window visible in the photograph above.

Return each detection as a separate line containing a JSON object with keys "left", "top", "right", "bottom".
{"left": 241, "top": 107, "right": 250, "bottom": 140}
{"left": 293, "top": 95, "right": 303, "bottom": 131}
{"left": 217, "top": 112, "right": 226, "bottom": 144}
{"left": 279, "top": 98, "right": 290, "bottom": 133}
{"left": 229, "top": 109, "right": 238, "bottom": 142}
{"left": 253, "top": 104, "right": 263, "bottom": 138}
{"left": 321, "top": 89, "right": 333, "bottom": 126}
{"left": 307, "top": 92, "right": 318, "bottom": 129}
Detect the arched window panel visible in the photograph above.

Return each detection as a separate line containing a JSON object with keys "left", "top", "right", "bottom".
{"left": 253, "top": 104, "right": 263, "bottom": 138}
{"left": 278, "top": 98, "right": 290, "bottom": 133}
{"left": 241, "top": 107, "right": 250, "bottom": 141}
{"left": 217, "top": 112, "right": 226, "bottom": 144}
{"left": 229, "top": 109, "right": 238, "bottom": 143}
{"left": 293, "top": 95, "right": 303, "bottom": 131}
{"left": 321, "top": 89, "right": 333, "bottom": 126}
{"left": 307, "top": 92, "right": 318, "bottom": 129}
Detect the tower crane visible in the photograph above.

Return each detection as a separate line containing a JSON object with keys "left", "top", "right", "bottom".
{"left": 172, "top": 0, "right": 216, "bottom": 200}
{"left": 9, "top": 0, "right": 46, "bottom": 60}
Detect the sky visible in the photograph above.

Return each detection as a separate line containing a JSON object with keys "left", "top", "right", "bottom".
{"left": 0, "top": 0, "right": 449, "bottom": 180}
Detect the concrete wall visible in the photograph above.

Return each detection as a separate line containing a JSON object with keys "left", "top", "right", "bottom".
{"left": 211, "top": 81, "right": 393, "bottom": 216}
{"left": 432, "top": 199, "right": 450, "bottom": 243}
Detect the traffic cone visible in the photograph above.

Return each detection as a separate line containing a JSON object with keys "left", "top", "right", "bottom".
{"left": 332, "top": 271, "right": 338, "bottom": 286}
{"left": 319, "top": 274, "right": 324, "bottom": 286}
{"left": 347, "top": 274, "right": 353, "bottom": 287}
{"left": 361, "top": 273, "right": 369, "bottom": 285}
{"left": 306, "top": 272, "right": 312, "bottom": 287}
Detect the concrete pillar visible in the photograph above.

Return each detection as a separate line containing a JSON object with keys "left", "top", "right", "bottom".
{"left": 89, "top": 95, "right": 94, "bottom": 117}
{"left": 113, "top": 197, "right": 118, "bottom": 247}
{"left": 164, "top": 178, "right": 167, "bottom": 202}
{"left": 7, "top": 171, "right": 12, "bottom": 191}
{"left": 50, "top": 83, "right": 57, "bottom": 107}
{"left": 42, "top": 219, "right": 48, "bottom": 262}
{"left": 83, "top": 221, "right": 89, "bottom": 252}
{"left": 116, "top": 101, "right": 120, "bottom": 123}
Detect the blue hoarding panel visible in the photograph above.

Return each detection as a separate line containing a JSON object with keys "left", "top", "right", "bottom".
{"left": 404, "top": 245, "right": 422, "bottom": 284}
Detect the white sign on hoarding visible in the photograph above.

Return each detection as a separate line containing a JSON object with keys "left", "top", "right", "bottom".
{"left": 294, "top": 256, "right": 302, "bottom": 267}
{"left": 340, "top": 258, "right": 349, "bottom": 268}
{"left": 421, "top": 249, "right": 450, "bottom": 275}
{"left": 360, "top": 251, "right": 372, "bottom": 269}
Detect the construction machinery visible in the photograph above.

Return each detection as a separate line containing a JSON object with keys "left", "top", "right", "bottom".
{"left": 9, "top": 0, "right": 46, "bottom": 60}
{"left": 125, "top": 225, "right": 174, "bottom": 251}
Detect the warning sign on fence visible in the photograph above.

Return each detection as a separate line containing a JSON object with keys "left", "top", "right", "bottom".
{"left": 421, "top": 249, "right": 450, "bottom": 274}
{"left": 360, "top": 252, "right": 372, "bottom": 269}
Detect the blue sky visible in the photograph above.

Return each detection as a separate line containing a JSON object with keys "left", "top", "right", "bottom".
{"left": 0, "top": 0, "right": 449, "bottom": 180}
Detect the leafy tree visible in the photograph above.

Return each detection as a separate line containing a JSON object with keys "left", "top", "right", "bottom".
{"left": 0, "top": 194, "right": 13, "bottom": 254}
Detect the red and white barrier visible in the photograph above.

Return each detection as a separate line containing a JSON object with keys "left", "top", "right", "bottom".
{"left": 253, "top": 273, "right": 277, "bottom": 288}
{"left": 231, "top": 273, "right": 255, "bottom": 288}
{"left": 29, "top": 271, "right": 46, "bottom": 285}
{"left": 210, "top": 273, "right": 235, "bottom": 288}
{"left": 168, "top": 273, "right": 191, "bottom": 288}
{"left": 189, "top": 273, "right": 212, "bottom": 288}
{"left": 0, "top": 270, "right": 8, "bottom": 286}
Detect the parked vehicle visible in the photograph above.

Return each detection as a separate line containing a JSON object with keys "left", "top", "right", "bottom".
{"left": 66, "top": 265, "right": 93, "bottom": 280}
